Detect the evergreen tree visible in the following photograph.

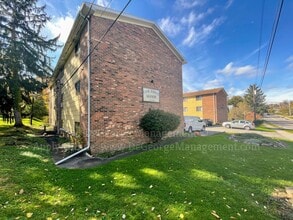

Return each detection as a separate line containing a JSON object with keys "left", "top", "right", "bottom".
{"left": 228, "top": 96, "right": 244, "bottom": 107}
{"left": 244, "top": 84, "right": 266, "bottom": 121}
{"left": 0, "top": 0, "right": 58, "bottom": 127}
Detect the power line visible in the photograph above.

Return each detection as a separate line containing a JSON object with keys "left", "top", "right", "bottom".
{"left": 259, "top": 0, "right": 284, "bottom": 88}
{"left": 55, "top": 0, "right": 95, "bottom": 70}
{"left": 61, "top": 0, "right": 133, "bottom": 88}
{"left": 255, "top": 0, "right": 265, "bottom": 84}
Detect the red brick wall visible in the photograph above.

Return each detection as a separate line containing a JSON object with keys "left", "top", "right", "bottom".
{"left": 202, "top": 90, "right": 228, "bottom": 124}
{"left": 202, "top": 94, "right": 216, "bottom": 122}
{"left": 84, "top": 16, "right": 183, "bottom": 154}
{"left": 216, "top": 90, "right": 228, "bottom": 123}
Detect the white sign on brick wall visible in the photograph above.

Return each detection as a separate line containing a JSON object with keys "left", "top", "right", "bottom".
{"left": 143, "top": 88, "right": 160, "bottom": 103}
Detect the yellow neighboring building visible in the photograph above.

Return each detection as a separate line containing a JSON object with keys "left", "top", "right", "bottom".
{"left": 183, "top": 96, "right": 203, "bottom": 118}
{"left": 183, "top": 88, "right": 228, "bottom": 124}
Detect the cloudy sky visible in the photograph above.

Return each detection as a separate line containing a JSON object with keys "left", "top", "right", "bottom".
{"left": 41, "top": 0, "right": 293, "bottom": 103}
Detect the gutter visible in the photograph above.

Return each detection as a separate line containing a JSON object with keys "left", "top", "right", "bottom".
{"left": 55, "top": 11, "right": 91, "bottom": 165}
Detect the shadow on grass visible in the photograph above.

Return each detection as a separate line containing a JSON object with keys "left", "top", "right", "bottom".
{"left": 0, "top": 125, "right": 292, "bottom": 219}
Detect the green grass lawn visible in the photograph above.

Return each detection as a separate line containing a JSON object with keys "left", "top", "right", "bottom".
{"left": 0, "top": 123, "right": 292, "bottom": 219}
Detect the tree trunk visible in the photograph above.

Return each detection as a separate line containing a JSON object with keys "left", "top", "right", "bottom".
{"left": 14, "top": 109, "right": 23, "bottom": 127}
{"left": 11, "top": 72, "right": 23, "bottom": 127}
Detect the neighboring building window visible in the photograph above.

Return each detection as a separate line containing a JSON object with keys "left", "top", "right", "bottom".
{"left": 74, "top": 41, "right": 80, "bottom": 55}
{"left": 196, "top": 106, "right": 202, "bottom": 112}
{"left": 183, "top": 107, "right": 188, "bottom": 112}
{"left": 196, "top": 95, "right": 202, "bottom": 101}
{"left": 75, "top": 80, "right": 80, "bottom": 94}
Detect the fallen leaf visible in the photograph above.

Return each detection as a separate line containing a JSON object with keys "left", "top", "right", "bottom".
{"left": 19, "top": 189, "right": 24, "bottom": 195}
{"left": 211, "top": 211, "right": 220, "bottom": 219}
{"left": 26, "top": 213, "right": 33, "bottom": 218}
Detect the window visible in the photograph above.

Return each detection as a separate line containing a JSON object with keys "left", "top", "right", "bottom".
{"left": 196, "top": 96, "right": 202, "bottom": 101}
{"left": 74, "top": 41, "right": 80, "bottom": 55}
{"left": 196, "top": 106, "right": 202, "bottom": 112}
{"left": 75, "top": 122, "right": 81, "bottom": 134}
{"left": 183, "top": 107, "right": 188, "bottom": 112}
{"left": 75, "top": 80, "right": 80, "bottom": 94}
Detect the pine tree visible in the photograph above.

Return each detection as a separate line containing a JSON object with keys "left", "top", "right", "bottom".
{"left": 244, "top": 84, "right": 267, "bottom": 121}
{"left": 0, "top": 0, "right": 58, "bottom": 127}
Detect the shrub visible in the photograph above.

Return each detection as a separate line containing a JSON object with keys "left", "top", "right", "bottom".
{"left": 139, "top": 109, "right": 180, "bottom": 142}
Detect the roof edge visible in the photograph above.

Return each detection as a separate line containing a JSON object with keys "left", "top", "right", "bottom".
{"left": 90, "top": 3, "right": 186, "bottom": 64}
{"left": 183, "top": 87, "right": 227, "bottom": 97}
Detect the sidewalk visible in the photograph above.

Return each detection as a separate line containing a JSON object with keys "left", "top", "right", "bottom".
{"left": 206, "top": 125, "right": 293, "bottom": 141}
{"left": 263, "top": 123, "right": 293, "bottom": 141}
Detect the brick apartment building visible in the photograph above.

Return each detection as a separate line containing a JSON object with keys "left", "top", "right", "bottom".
{"left": 183, "top": 88, "right": 228, "bottom": 124}
{"left": 49, "top": 3, "right": 186, "bottom": 155}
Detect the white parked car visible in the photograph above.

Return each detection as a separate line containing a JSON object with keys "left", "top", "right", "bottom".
{"left": 222, "top": 120, "right": 255, "bottom": 130}
{"left": 184, "top": 116, "right": 206, "bottom": 132}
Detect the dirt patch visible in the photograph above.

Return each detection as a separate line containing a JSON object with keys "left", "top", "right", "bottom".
{"left": 269, "top": 187, "right": 293, "bottom": 220}
{"left": 228, "top": 133, "right": 287, "bottom": 148}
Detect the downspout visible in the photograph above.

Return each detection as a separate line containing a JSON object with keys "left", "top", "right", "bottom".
{"left": 213, "top": 93, "right": 216, "bottom": 124}
{"left": 55, "top": 12, "right": 91, "bottom": 165}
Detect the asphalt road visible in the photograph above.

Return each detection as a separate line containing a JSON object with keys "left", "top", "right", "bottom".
{"left": 264, "top": 114, "right": 293, "bottom": 130}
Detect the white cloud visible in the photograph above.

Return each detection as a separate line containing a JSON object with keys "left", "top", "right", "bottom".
{"left": 182, "top": 27, "right": 196, "bottom": 46}
{"left": 175, "top": 0, "right": 204, "bottom": 9}
{"left": 217, "top": 62, "right": 257, "bottom": 76}
{"left": 96, "top": 0, "right": 111, "bottom": 7}
{"left": 227, "top": 87, "right": 245, "bottom": 98}
{"left": 158, "top": 17, "right": 181, "bottom": 36}
{"left": 201, "top": 18, "right": 223, "bottom": 37}
{"left": 180, "top": 10, "right": 213, "bottom": 26}
{"left": 46, "top": 14, "right": 74, "bottom": 44}
{"left": 265, "top": 87, "right": 293, "bottom": 103}
{"left": 182, "top": 18, "right": 223, "bottom": 47}
{"left": 225, "top": 0, "right": 234, "bottom": 9}
{"left": 203, "top": 78, "right": 223, "bottom": 89}
{"left": 285, "top": 56, "right": 293, "bottom": 70}
{"left": 181, "top": 11, "right": 198, "bottom": 26}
